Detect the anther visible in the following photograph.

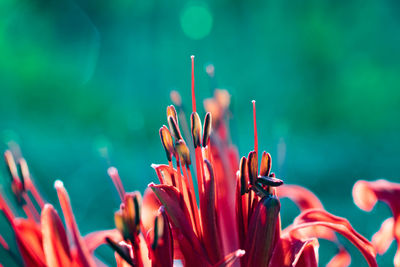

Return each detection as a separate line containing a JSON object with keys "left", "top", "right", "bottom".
{"left": 239, "top": 157, "right": 248, "bottom": 195}
{"left": 202, "top": 112, "right": 212, "bottom": 147}
{"left": 190, "top": 112, "right": 202, "bottom": 148}
{"left": 247, "top": 151, "right": 258, "bottom": 185}
{"left": 168, "top": 116, "right": 182, "bottom": 140}
{"left": 259, "top": 151, "right": 272, "bottom": 177}
{"left": 159, "top": 126, "right": 175, "bottom": 161}
{"left": 175, "top": 139, "right": 191, "bottom": 166}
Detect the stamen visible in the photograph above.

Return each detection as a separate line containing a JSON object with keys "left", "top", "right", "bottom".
{"left": 191, "top": 55, "right": 196, "bottom": 112}
{"left": 4, "top": 150, "right": 19, "bottom": 182}
{"left": 54, "top": 180, "right": 94, "bottom": 266}
{"left": 19, "top": 158, "right": 45, "bottom": 208}
{"left": 175, "top": 140, "right": 191, "bottom": 166}
{"left": 239, "top": 157, "right": 248, "bottom": 195}
{"left": 123, "top": 193, "right": 141, "bottom": 235}
{"left": 259, "top": 151, "right": 272, "bottom": 177}
{"left": 152, "top": 213, "right": 164, "bottom": 250}
{"left": 247, "top": 151, "right": 258, "bottom": 185}
{"left": 0, "top": 234, "right": 9, "bottom": 250}
{"left": 191, "top": 111, "right": 205, "bottom": 198}
{"left": 168, "top": 116, "right": 183, "bottom": 140}
{"left": 202, "top": 112, "right": 212, "bottom": 147}
{"left": 0, "top": 191, "right": 16, "bottom": 224}
{"left": 108, "top": 167, "right": 126, "bottom": 202}
{"left": 159, "top": 126, "right": 175, "bottom": 161}
{"left": 190, "top": 112, "right": 202, "bottom": 148}
{"left": 166, "top": 105, "right": 178, "bottom": 124}
{"left": 114, "top": 211, "right": 127, "bottom": 240}
{"left": 252, "top": 100, "right": 258, "bottom": 160}
{"left": 105, "top": 237, "right": 134, "bottom": 266}
{"left": 256, "top": 176, "right": 283, "bottom": 187}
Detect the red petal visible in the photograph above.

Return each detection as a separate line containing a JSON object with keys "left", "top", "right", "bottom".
{"left": 0, "top": 234, "right": 8, "bottom": 250}
{"left": 149, "top": 184, "right": 209, "bottom": 264}
{"left": 151, "top": 164, "right": 176, "bottom": 186}
{"left": 41, "top": 204, "right": 72, "bottom": 267}
{"left": 289, "top": 209, "right": 377, "bottom": 267}
{"left": 278, "top": 185, "right": 336, "bottom": 241}
{"left": 353, "top": 179, "right": 400, "bottom": 266}
{"left": 278, "top": 185, "right": 323, "bottom": 211}
{"left": 210, "top": 143, "right": 239, "bottom": 256}
{"left": 54, "top": 180, "right": 95, "bottom": 267}
{"left": 200, "top": 160, "right": 223, "bottom": 264}
{"left": 269, "top": 237, "right": 319, "bottom": 267}
{"left": 148, "top": 208, "right": 174, "bottom": 267}
{"left": 14, "top": 218, "right": 46, "bottom": 266}
{"left": 84, "top": 229, "right": 122, "bottom": 253}
{"left": 142, "top": 187, "right": 162, "bottom": 237}
{"left": 326, "top": 247, "right": 351, "bottom": 267}
{"left": 243, "top": 195, "right": 281, "bottom": 267}
{"left": 371, "top": 217, "right": 394, "bottom": 255}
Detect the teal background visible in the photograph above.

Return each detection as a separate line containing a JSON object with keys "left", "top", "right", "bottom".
{"left": 1, "top": 0, "right": 399, "bottom": 266}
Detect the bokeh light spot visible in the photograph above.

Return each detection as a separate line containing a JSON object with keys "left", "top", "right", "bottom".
{"left": 180, "top": 3, "right": 213, "bottom": 40}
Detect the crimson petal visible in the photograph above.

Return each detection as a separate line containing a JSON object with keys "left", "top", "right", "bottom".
{"left": 149, "top": 183, "right": 209, "bottom": 265}
{"left": 289, "top": 209, "right": 377, "bottom": 267}
{"left": 41, "top": 204, "right": 72, "bottom": 267}
{"left": 353, "top": 179, "right": 400, "bottom": 266}
{"left": 243, "top": 195, "right": 281, "bottom": 267}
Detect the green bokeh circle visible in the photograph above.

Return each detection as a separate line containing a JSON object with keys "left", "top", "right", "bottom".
{"left": 180, "top": 4, "right": 213, "bottom": 40}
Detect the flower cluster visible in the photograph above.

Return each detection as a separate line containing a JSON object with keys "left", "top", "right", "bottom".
{"left": 0, "top": 57, "right": 395, "bottom": 267}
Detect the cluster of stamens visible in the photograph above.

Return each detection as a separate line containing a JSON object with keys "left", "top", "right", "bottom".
{"left": 238, "top": 102, "right": 283, "bottom": 198}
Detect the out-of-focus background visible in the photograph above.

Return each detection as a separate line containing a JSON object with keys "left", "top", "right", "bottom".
{"left": 0, "top": 0, "right": 399, "bottom": 266}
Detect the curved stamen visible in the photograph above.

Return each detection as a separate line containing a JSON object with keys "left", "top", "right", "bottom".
{"left": 191, "top": 55, "right": 196, "bottom": 113}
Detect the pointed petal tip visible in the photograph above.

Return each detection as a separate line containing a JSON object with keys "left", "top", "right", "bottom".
{"left": 352, "top": 180, "right": 377, "bottom": 212}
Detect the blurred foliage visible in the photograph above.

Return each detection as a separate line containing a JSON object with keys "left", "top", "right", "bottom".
{"left": 1, "top": 0, "right": 400, "bottom": 266}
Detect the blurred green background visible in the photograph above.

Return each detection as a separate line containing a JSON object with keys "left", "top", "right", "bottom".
{"left": 1, "top": 0, "right": 399, "bottom": 266}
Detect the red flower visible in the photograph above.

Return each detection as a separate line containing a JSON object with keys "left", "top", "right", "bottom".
{"left": 147, "top": 56, "right": 377, "bottom": 267}
{"left": 0, "top": 56, "right": 379, "bottom": 267}
{"left": 353, "top": 179, "right": 400, "bottom": 267}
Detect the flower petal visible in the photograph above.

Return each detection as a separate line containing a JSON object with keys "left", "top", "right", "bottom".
{"left": 142, "top": 187, "right": 162, "bottom": 237}
{"left": 371, "top": 217, "right": 394, "bottom": 255}
{"left": 200, "top": 160, "right": 223, "bottom": 264}
{"left": 326, "top": 247, "right": 351, "bottom": 267}
{"left": 243, "top": 195, "right": 281, "bottom": 267}
{"left": 84, "top": 229, "right": 122, "bottom": 253}
{"left": 278, "top": 185, "right": 324, "bottom": 211}
{"left": 278, "top": 185, "right": 336, "bottom": 241}
{"left": 147, "top": 207, "right": 174, "bottom": 267}
{"left": 14, "top": 218, "right": 46, "bottom": 266}
{"left": 41, "top": 204, "right": 72, "bottom": 267}
{"left": 290, "top": 209, "right": 377, "bottom": 267}
{"left": 149, "top": 183, "right": 209, "bottom": 265}
{"left": 54, "top": 180, "right": 95, "bottom": 267}
{"left": 353, "top": 179, "right": 400, "bottom": 267}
